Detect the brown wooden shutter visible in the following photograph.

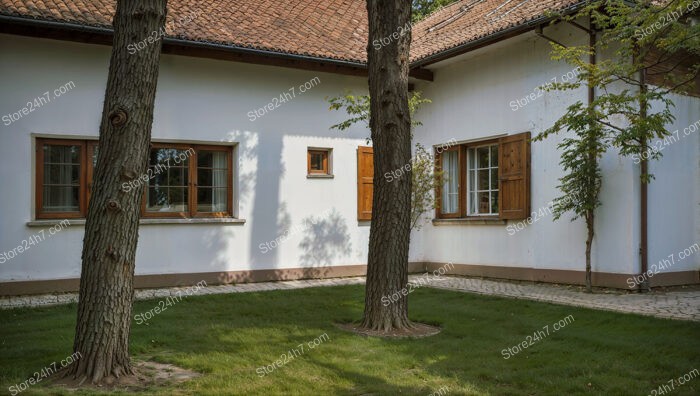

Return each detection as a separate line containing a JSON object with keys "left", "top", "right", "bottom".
{"left": 499, "top": 132, "right": 530, "bottom": 220}
{"left": 357, "top": 146, "right": 373, "bottom": 221}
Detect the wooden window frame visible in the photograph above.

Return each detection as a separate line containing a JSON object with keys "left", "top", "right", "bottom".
{"left": 36, "top": 138, "right": 234, "bottom": 220}
{"left": 193, "top": 144, "right": 233, "bottom": 218}
{"left": 35, "top": 138, "right": 88, "bottom": 219}
{"left": 307, "top": 148, "right": 331, "bottom": 175}
{"left": 435, "top": 138, "right": 506, "bottom": 220}
{"left": 142, "top": 143, "right": 234, "bottom": 219}
{"left": 141, "top": 142, "right": 194, "bottom": 219}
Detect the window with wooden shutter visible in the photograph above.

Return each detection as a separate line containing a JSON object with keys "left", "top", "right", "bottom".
{"left": 498, "top": 132, "right": 530, "bottom": 220}
{"left": 357, "top": 146, "right": 373, "bottom": 221}
{"left": 434, "top": 132, "right": 530, "bottom": 221}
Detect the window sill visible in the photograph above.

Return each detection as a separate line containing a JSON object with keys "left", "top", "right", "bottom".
{"left": 27, "top": 218, "right": 246, "bottom": 227}
{"left": 432, "top": 217, "right": 506, "bottom": 226}
{"left": 306, "top": 174, "right": 334, "bottom": 179}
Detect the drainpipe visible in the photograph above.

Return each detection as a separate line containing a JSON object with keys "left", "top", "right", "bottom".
{"left": 588, "top": 25, "right": 595, "bottom": 108}
{"left": 588, "top": 21, "right": 596, "bottom": 289}
{"left": 630, "top": 38, "right": 650, "bottom": 292}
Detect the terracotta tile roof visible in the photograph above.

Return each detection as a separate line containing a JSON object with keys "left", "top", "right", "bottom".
{"left": 0, "top": 0, "right": 369, "bottom": 63}
{"left": 0, "top": 0, "right": 584, "bottom": 66}
{"left": 410, "top": 0, "right": 583, "bottom": 63}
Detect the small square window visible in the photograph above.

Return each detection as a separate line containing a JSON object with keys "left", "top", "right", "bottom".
{"left": 307, "top": 148, "right": 331, "bottom": 176}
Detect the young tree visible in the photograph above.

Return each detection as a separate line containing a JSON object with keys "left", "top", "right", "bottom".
{"left": 539, "top": 0, "right": 698, "bottom": 291}
{"left": 534, "top": 104, "right": 608, "bottom": 292}
{"left": 363, "top": 0, "right": 414, "bottom": 331}
{"left": 67, "top": 0, "right": 168, "bottom": 384}
{"left": 409, "top": 143, "right": 446, "bottom": 230}
{"left": 328, "top": 92, "right": 441, "bottom": 230}
{"left": 328, "top": 91, "right": 430, "bottom": 135}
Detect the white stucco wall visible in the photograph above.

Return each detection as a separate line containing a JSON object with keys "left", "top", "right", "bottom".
{"left": 1, "top": 26, "right": 697, "bottom": 285}
{"left": 0, "top": 34, "right": 372, "bottom": 282}
{"left": 647, "top": 93, "right": 700, "bottom": 273}
{"left": 411, "top": 24, "right": 700, "bottom": 275}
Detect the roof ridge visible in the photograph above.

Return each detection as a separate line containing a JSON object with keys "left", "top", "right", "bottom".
{"left": 0, "top": 0, "right": 586, "bottom": 66}
{"left": 426, "top": 0, "right": 487, "bottom": 33}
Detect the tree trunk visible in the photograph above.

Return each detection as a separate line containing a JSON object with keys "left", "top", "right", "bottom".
{"left": 67, "top": 0, "right": 167, "bottom": 384}
{"left": 585, "top": 24, "right": 596, "bottom": 295}
{"left": 639, "top": 141, "right": 650, "bottom": 292}
{"left": 639, "top": 71, "right": 650, "bottom": 292}
{"left": 585, "top": 211, "right": 594, "bottom": 293}
{"left": 361, "top": 0, "right": 414, "bottom": 331}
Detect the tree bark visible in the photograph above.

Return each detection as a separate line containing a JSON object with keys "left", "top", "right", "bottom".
{"left": 585, "top": 23, "right": 596, "bottom": 294}
{"left": 68, "top": 0, "right": 167, "bottom": 384}
{"left": 639, "top": 72, "right": 650, "bottom": 292}
{"left": 361, "top": 0, "right": 414, "bottom": 331}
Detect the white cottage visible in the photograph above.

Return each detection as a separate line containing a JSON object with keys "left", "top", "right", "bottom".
{"left": 0, "top": 0, "right": 698, "bottom": 296}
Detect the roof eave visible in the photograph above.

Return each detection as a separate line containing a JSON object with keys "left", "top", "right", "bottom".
{"left": 410, "top": 1, "right": 586, "bottom": 68}
{"left": 0, "top": 14, "right": 369, "bottom": 67}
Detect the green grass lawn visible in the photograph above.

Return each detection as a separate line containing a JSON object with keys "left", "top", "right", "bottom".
{"left": 1, "top": 284, "right": 698, "bottom": 395}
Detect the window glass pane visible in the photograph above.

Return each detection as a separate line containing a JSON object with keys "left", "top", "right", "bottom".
{"left": 198, "top": 168, "right": 212, "bottom": 186}
{"left": 309, "top": 151, "right": 326, "bottom": 172}
{"left": 43, "top": 186, "right": 80, "bottom": 212}
{"left": 45, "top": 145, "right": 80, "bottom": 164}
{"left": 468, "top": 170, "right": 475, "bottom": 194}
{"left": 44, "top": 163, "right": 80, "bottom": 184}
{"left": 477, "top": 191, "right": 490, "bottom": 214}
{"left": 477, "top": 169, "right": 489, "bottom": 190}
{"left": 197, "top": 188, "right": 228, "bottom": 212}
{"left": 441, "top": 150, "right": 459, "bottom": 214}
{"left": 197, "top": 151, "right": 214, "bottom": 167}
{"left": 477, "top": 147, "right": 490, "bottom": 168}
{"left": 42, "top": 145, "right": 80, "bottom": 212}
{"left": 149, "top": 148, "right": 190, "bottom": 167}
{"left": 197, "top": 151, "right": 228, "bottom": 213}
{"left": 146, "top": 148, "right": 190, "bottom": 213}
{"left": 467, "top": 144, "right": 499, "bottom": 215}
{"left": 490, "top": 168, "right": 499, "bottom": 190}
{"left": 148, "top": 187, "right": 188, "bottom": 212}
{"left": 166, "top": 166, "right": 187, "bottom": 186}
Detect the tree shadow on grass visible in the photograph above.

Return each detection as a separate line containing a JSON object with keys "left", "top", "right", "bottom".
{"left": 128, "top": 285, "right": 483, "bottom": 394}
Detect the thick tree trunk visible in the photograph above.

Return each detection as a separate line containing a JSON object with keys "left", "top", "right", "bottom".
{"left": 361, "top": 0, "right": 414, "bottom": 331}
{"left": 67, "top": 0, "right": 167, "bottom": 384}
{"left": 585, "top": 211, "right": 594, "bottom": 293}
